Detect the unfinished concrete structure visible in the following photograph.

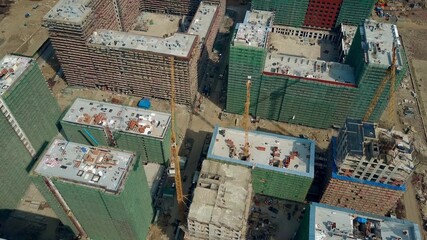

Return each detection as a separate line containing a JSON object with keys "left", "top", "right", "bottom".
{"left": 61, "top": 98, "right": 171, "bottom": 164}
{"left": 0, "top": 55, "right": 61, "bottom": 209}
{"left": 45, "top": 0, "right": 223, "bottom": 105}
{"left": 321, "top": 119, "right": 415, "bottom": 215}
{"left": 207, "top": 126, "right": 315, "bottom": 202}
{"left": 187, "top": 160, "right": 252, "bottom": 240}
{"left": 335, "top": 118, "right": 415, "bottom": 185}
{"left": 296, "top": 202, "right": 421, "bottom": 239}
{"left": 227, "top": 10, "right": 407, "bottom": 128}
{"left": 43, "top": 0, "right": 140, "bottom": 87}
{"left": 139, "top": 0, "right": 225, "bottom": 16}
{"left": 31, "top": 139, "right": 153, "bottom": 240}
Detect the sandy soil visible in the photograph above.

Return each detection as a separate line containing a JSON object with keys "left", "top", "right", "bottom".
{"left": 0, "top": 0, "right": 58, "bottom": 57}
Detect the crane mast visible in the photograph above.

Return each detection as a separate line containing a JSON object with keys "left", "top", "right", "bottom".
{"left": 169, "top": 56, "right": 184, "bottom": 222}
{"left": 242, "top": 78, "right": 251, "bottom": 160}
{"left": 363, "top": 46, "right": 397, "bottom": 122}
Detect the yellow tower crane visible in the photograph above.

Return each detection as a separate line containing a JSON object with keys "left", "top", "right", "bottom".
{"left": 169, "top": 56, "right": 185, "bottom": 222}
{"left": 363, "top": 46, "right": 397, "bottom": 122}
{"left": 242, "top": 77, "right": 251, "bottom": 160}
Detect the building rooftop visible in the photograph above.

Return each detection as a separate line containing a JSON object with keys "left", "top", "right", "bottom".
{"left": 362, "top": 19, "right": 404, "bottom": 68}
{"left": 188, "top": 2, "right": 218, "bottom": 46}
{"left": 311, "top": 202, "right": 421, "bottom": 240}
{"left": 340, "top": 24, "right": 358, "bottom": 59}
{"left": 34, "top": 139, "right": 135, "bottom": 193}
{"left": 207, "top": 126, "right": 315, "bottom": 177}
{"left": 0, "top": 55, "right": 33, "bottom": 96}
{"left": 188, "top": 160, "right": 251, "bottom": 231}
{"left": 62, "top": 98, "right": 171, "bottom": 139}
{"left": 44, "top": 0, "right": 91, "bottom": 24}
{"left": 87, "top": 30, "right": 197, "bottom": 58}
{"left": 264, "top": 54, "right": 356, "bottom": 85}
{"left": 233, "top": 10, "right": 274, "bottom": 48}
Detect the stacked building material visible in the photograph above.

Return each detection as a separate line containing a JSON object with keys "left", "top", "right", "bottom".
{"left": 187, "top": 160, "right": 252, "bottom": 240}
{"left": 207, "top": 126, "right": 315, "bottom": 202}
{"left": 60, "top": 98, "right": 171, "bottom": 164}
{"left": 0, "top": 55, "right": 61, "bottom": 209}
{"left": 320, "top": 119, "right": 416, "bottom": 215}
{"left": 296, "top": 202, "right": 421, "bottom": 239}
{"left": 31, "top": 139, "right": 153, "bottom": 240}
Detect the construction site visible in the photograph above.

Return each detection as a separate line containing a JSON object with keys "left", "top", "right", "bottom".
{"left": 61, "top": 98, "right": 172, "bottom": 164}
{"left": 227, "top": 8, "right": 407, "bottom": 128}
{"left": 320, "top": 118, "right": 416, "bottom": 215}
{"left": 295, "top": 202, "right": 422, "bottom": 239}
{"left": 187, "top": 160, "right": 252, "bottom": 240}
{"left": 43, "top": 0, "right": 224, "bottom": 105}
{"left": 251, "top": 0, "right": 376, "bottom": 29}
{"left": 31, "top": 138, "right": 154, "bottom": 240}
{"left": 0, "top": 54, "right": 61, "bottom": 210}
{"left": 2, "top": 0, "right": 427, "bottom": 239}
{"left": 207, "top": 126, "right": 315, "bottom": 202}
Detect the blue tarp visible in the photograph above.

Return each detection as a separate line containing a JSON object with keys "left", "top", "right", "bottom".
{"left": 357, "top": 217, "right": 368, "bottom": 223}
{"left": 138, "top": 98, "right": 151, "bottom": 109}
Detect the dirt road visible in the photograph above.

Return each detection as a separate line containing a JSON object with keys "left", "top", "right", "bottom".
{"left": 404, "top": 182, "right": 426, "bottom": 238}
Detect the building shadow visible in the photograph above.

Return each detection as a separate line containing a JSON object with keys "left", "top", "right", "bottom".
{"left": 0, "top": 209, "right": 75, "bottom": 240}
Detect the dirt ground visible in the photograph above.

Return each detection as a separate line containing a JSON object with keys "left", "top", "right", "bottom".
{"left": 378, "top": 8, "right": 427, "bottom": 238}
{"left": 0, "top": 0, "right": 58, "bottom": 57}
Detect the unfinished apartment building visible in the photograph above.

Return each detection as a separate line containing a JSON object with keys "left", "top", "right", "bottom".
{"left": 46, "top": 0, "right": 223, "bottom": 105}
{"left": 187, "top": 160, "right": 252, "bottom": 240}
{"left": 321, "top": 118, "right": 415, "bottom": 215}
{"left": 140, "top": 0, "right": 225, "bottom": 16}
{"left": 43, "top": 0, "right": 140, "bottom": 87}
{"left": 295, "top": 202, "right": 421, "bottom": 239}
{"left": 0, "top": 55, "right": 61, "bottom": 209}
{"left": 61, "top": 98, "right": 171, "bottom": 164}
{"left": 207, "top": 126, "right": 315, "bottom": 202}
{"left": 228, "top": 10, "right": 407, "bottom": 128}
{"left": 31, "top": 139, "right": 153, "bottom": 240}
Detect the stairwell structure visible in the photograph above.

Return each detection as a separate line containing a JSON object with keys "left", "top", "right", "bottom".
{"left": 31, "top": 139, "right": 154, "bottom": 240}
{"left": 0, "top": 55, "right": 61, "bottom": 209}
{"left": 60, "top": 98, "right": 171, "bottom": 164}
{"left": 227, "top": 11, "right": 407, "bottom": 129}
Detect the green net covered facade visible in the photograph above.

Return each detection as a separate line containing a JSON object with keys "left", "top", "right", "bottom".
{"left": 251, "top": 0, "right": 309, "bottom": 28}
{"left": 0, "top": 55, "right": 61, "bottom": 209}
{"left": 60, "top": 98, "right": 171, "bottom": 164}
{"left": 336, "top": 0, "right": 376, "bottom": 27}
{"left": 207, "top": 126, "right": 315, "bottom": 202}
{"left": 227, "top": 14, "right": 407, "bottom": 129}
{"left": 31, "top": 140, "right": 154, "bottom": 240}
{"left": 251, "top": 0, "right": 375, "bottom": 29}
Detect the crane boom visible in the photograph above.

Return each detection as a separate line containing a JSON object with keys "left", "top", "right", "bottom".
{"left": 242, "top": 78, "right": 251, "bottom": 160}
{"left": 387, "top": 46, "right": 398, "bottom": 120}
{"left": 363, "top": 46, "right": 397, "bottom": 122}
{"left": 169, "top": 56, "right": 185, "bottom": 222}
